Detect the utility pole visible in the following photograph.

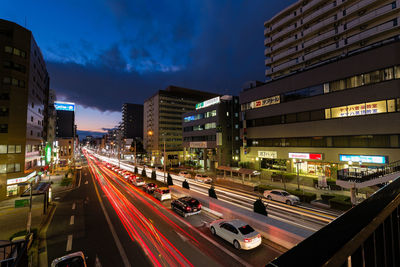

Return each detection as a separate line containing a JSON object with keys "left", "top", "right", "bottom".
{"left": 163, "top": 139, "right": 166, "bottom": 184}
{"left": 27, "top": 182, "right": 33, "bottom": 234}
{"left": 134, "top": 140, "right": 137, "bottom": 167}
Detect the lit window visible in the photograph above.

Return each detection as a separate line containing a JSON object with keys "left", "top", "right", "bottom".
{"left": 0, "top": 145, "right": 6, "bottom": 154}
{"left": 8, "top": 145, "right": 15, "bottom": 153}
{"left": 4, "top": 46, "right": 12, "bottom": 53}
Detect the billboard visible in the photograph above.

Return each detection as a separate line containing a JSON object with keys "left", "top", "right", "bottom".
{"left": 339, "top": 154, "right": 386, "bottom": 164}
{"left": 54, "top": 101, "right": 75, "bottom": 111}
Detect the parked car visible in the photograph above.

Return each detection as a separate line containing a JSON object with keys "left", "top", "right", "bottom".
{"left": 178, "top": 171, "right": 191, "bottom": 179}
{"left": 154, "top": 187, "right": 171, "bottom": 201}
{"left": 171, "top": 197, "right": 201, "bottom": 217}
{"left": 194, "top": 174, "right": 212, "bottom": 184}
{"left": 210, "top": 219, "right": 262, "bottom": 250}
{"left": 51, "top": 251, "right": 87, "bottom": 267}
{"left": 143, "top": 183, "right": 157, "bottom": 193}
{"left": 132, "top": 177, "right": 145, "bottom": 187}
{"left": 263, "top": 189, "right": 300, "bottom": 205}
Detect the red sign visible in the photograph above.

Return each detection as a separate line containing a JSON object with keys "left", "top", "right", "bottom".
{"left": 309, "top": 153, "right": 322, "bottom": 160}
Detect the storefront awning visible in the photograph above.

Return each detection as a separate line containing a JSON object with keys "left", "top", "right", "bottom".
{"left": 20, "top": 182, "right": 51, "bottom": 197}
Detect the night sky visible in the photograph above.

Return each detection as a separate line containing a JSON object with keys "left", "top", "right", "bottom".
{"left": 1, "top": 0, "right": 296, "bottom": 136}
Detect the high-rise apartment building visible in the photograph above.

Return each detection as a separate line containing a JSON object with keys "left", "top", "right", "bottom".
{"left": 122, "top": 103, "right": 143, "bottom": 139}
{"left": 55, "top": 101, "right": 75, "bottom": 166}
{"left": 264, "top": 0, "right": 400, "bottom": 80}
{"left": 0, "top": 19, "right": 50, "bottom": 199}
{"left": 240, "top": 0, "right": 400, "bottom": 179}
{"left": 143, "top": 85, "right": 218, "bottom": 166}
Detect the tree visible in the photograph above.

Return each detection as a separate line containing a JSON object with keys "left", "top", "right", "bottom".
{"left": 182, "top": 180, "right": 190, "bottom": 190}
{"left": 151, "top": 170, "right": 156, "bottom": 180}
{"left": 253, "top": 197, "right": 268, "bottom": 217}
{"left": 134, "top": 166, "right": 138, "bottom": 174}
{"left": 167, "top": 173, "right": 173, "bottom": 186}
{"left": 142, "top": 168, "right": 147, "bottom": 178}
{"left": 208, "top": 185, "right": 218, "bottom": 199}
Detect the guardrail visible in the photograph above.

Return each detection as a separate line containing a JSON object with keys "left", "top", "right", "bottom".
{"left": 0, "top": 234, "right": 30, "bottom": 267}
{"left": 266, "top": 175, "right": 400, "bottom": 266}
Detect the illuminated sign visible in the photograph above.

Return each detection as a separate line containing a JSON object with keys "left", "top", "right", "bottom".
{"left": 54, "top": 101, "right": 75, "bottom": 111}
{"left": 189, "top": 142, "right": 208, "bottom": 148}
{"left": 7, "top": 171, "right": 37, "bottom": 185}
{"left": 289, "top": 153, "right": 322, "bottom": 160}
{"left": 196, "top": 97, "right": 220, "bottom": 110}
{"left": 339, "top": 155, "right": 386, "bottom": 164}
{"left": 327, "top": 100, "right": 391, "bottom": 119}
{"left": 45, "top": 144, "right": 51, "bottom": 164}
{"left": 258, "top": 151, "right": 277, "bottom": 159}
{"left": 251, "top": 95, "right": 280, "bottom": 109}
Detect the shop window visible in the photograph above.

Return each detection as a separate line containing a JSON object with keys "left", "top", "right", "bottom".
{"left": 6, "top": 185, "right": 18, "bottom": 197}
{"left": 0, "top": 145, "right": 6, "bottom": 153}
{"left": 330, "top": 79, "right": 346, "bottom": 91}
{"left": 383, "top": 67, "right": 394, "bottom": 81}
{"left": 387, "top": 99, "right": 396, "bottom": 112}
{"left": 395, "top": 66, "right": 400, "bottom": 79}
{"left": 7, "top": 164, "right": 15, "bottom": 173}
{"left": 346, "top": 75, "right": 363, "bottom": 88}
{"left": 364, "top": 70, "right": 381, "bottom": 84}
{"left": 349, "top": 136, "right": 369, "bottom": 147}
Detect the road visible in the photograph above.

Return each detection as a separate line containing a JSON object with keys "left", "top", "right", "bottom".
{"left": 46, "top": 153, "right": 281, "bottom": 266}
{"left": 93, "top": 151, "right": 338, "bottom": 233}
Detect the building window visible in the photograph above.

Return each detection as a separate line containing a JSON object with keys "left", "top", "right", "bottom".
{"left": 235, "top": 136, "right": 239, "bottom": 141}
{"left": 6, "top": 185, "right": 18, "bottom": 197}
{"left": 0, "top": 145, "right": 6, "bottom": 154}
{"left": 8, "top": 145, "right": 15, "bottom": 153}
{"left": 235, "top": 124, "right": 239, "bottom": 129}
{"left": 343, "top": 10, "right": 346, "bottom": 16}
{"left": 0, "top": 164, "right": 6, "bottom": 173}
{"left": 0, "top": 124, "right": 8, "bottom": 133}
{"left": 16, "top": 145, "right": 21, "bottom": 153}
{"left": 392, "top": 2, "right": 397, "bottom": 9}
{"left": 4, "top": 46, "right": 12, "bottom": 53}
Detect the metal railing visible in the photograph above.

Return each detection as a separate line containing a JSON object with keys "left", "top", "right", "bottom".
{"left": 266, "top": 175, "right": 400, "bottom": 267}
{"left": 337, "top": 160, "right": 400, "bottom": 183}
{"left": 0, "top": 234, "right": 30, "bottom": 267}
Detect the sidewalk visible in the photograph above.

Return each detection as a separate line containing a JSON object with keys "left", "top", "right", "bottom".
{"left": 0, "top": 171, "right": 69, "bottom": 241}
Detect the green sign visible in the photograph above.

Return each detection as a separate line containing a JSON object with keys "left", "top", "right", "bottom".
{"left": 15, "top": 199, "right": 29, "bottom": 208}
{"left": 45, "top": 144, "right": 51, "bottom": 164}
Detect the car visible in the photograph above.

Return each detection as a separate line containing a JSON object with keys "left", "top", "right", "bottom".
{"left": 132, "top": 177, "right": 145, "bottom": 187}
{"left": 178, "top": 171, "right": 191, "bottom": 179}
{"left": 154, "top": 187, "right": 171, "bottom": 201}
{"left": 51, "top": 251, "right": 87, "bottom": 267}
{"left": 210, "top": 219, "right": 262, "bottom": 250}
{"left": 143, "top": 183, "right": 157, "bottom": 193}
{"left": 263, "top": 189, "right": 300, "bottom": 205}
{"left": 194, "top": 174, "right": 212, "bottom": 184}
{"left": 171, "top": 197, "right": 201, "bottom": 217}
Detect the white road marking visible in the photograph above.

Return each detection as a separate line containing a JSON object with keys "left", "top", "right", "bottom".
{"left": 66, "top": 235, "right": 73, "bottom": 251}
{"left": 70, "top": 215, "right": 75, "bottom": 225}
{"left": 72, "top": 203, "right": 76, "bottom": 210}
{"left": 176, "top": 231, "right": 189, "bottom": 242}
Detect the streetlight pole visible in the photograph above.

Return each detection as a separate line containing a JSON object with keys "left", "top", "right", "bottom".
{"left": 27, "top": 181, "right": 32, "bottom": 234}
{"left": 296, "top": 161, "right": 301, "bottom": 190}
{"left": 134, "top": 140, "right": 137, "bottom": 167}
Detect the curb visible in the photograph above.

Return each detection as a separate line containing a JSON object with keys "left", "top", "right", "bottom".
{"left": 35, "top": 203, "right": 57, "bottom": 267}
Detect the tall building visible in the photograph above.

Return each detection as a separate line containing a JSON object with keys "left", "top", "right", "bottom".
{"left": 0, "top": 19, "right": 50, "bottom": 199}
{"left": 122, "top": 103, "right": 143, "bottom": 139}
{"left": 143, "top": 85, "right": 218, "bottom": 166}
{"left": 182, "top": 95, "right": 241, "bottom": 170}
{"left": 240, "top": 0, "right": 400, "bottom": 179}
{"left": 55, "top": 101, "right": 75, "bottom": 167}
{"left": 264, "top": 0, "right": 400, "bottom": 80}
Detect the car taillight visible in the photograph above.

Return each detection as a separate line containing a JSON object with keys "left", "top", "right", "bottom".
{"left": 244, "top": 238, "right": 252, "bottom": 243}
{"left": 257, "top": 234, "right": 261, "bottom": 238}
{"left": 186, "top": 206, "right": 191, "bottom": 211}
{"left": 197, "top": 204, "right": 202, "bottom": 209}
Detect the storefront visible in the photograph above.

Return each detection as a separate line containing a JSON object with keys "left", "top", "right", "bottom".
{"left": 289, "top": 152, "right": 334, "bottom": 177}
{"left": 6, "top": 171, "right": 37, "bottom": 197}
{"left": 258, "top": 150, "right": 288, "bottom": 170}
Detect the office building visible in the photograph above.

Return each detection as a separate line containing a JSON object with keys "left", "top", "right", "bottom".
{"left": 143, "top": 85, "right": 218, "bottom": 166}
{"left": 122, "top": 103, "right": 143, "bottom": 139}
{"left": 55, "top": 101, "right": 75, "bottom": 167}
{"left": 0, "top": 19, "right": 50, "bottom": 199}
{"left": 240, "top": 0, "right": 400, "bottom": 178}
{"left": 182, "top": 95, "right": 241, "bottom": 170}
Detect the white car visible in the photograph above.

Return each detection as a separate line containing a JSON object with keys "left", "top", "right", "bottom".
{"left": 210, "top": 219, "right": 262, "bottom": 250}
{"left": 153, "top": 187, "right": 171, "bottom": 201}
{"left": 51, "top": 251, "right": 87, "bottom": 267}
{"left": 178, "top": 171, "right": 191, "bottom": 179}
{"left": 194, "top": 174, "right": 212, "bottom": 184}
{"left": 132, "top": 177, "right": 145, "bottom": 187}
{"left": 263, "top": 189, "right": 300, "bottom": 205}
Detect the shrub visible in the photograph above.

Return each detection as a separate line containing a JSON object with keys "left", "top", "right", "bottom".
{"left": 282, "top": 173, "right": 296, "bottom": 182}
{"left": 329, "top": 196, "right": 352, "bottom": 211}
{"left": 141, "top": 168, "right": 147, "bottom": 178}
{"left": 60, "top": 177, "right": 72, "bottom": 186}
{"left": 287, "top": 189, "right": 317, "bottom": 203}
{"left": 320, "top": 194, "right": 336, "bottom": 202}
{"left": 254, "top": 184, "right": 275, "bottom": 193}
{"left": 327, "top": 179, "right": 342, "bottom": 190}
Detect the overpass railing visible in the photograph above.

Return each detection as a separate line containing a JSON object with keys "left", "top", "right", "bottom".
{"left": 266, "top": 175, "right": 400, "bottom": 267}
{"left": 337, "top": 160, "right": 400, "bottom": 183}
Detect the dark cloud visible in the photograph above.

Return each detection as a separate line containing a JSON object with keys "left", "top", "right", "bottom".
{"left": 47, "top": 0, "right": 296, "bottom": 112}
{"left": 77, "top": 130, "right": 105, "bottom": 140}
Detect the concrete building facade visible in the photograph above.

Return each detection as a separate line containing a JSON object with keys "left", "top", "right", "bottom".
{"left": 143, "top": 86, "right": 218, "bottom": 166}
{"left": 182, "top": 95, "right": 241, "bottom": 170}
{"left": 241, "top": 1, "right": 400, "bottom": 178}
{"left": 0, "top": 19, "right": 50, "bottom": 199}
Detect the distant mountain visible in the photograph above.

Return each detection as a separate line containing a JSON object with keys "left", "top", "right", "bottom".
{"left": 77, "top": 130, "right": 105, "bottom": 140}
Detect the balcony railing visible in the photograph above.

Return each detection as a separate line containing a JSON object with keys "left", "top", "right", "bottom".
{"left": 347, "top": 3, "right": 395, "bottom": 31}
{"left": 303, "top": 2, "right": 336, "bottom": 25}
{"left": 303, "top": 28, "right": 335, "bottom": 48}
{"left": 272, "top": 23, "right": 297, "bottom": 41}
{"left": 267, "top": 174, "right": 400, "bottom": 266}
{"left": 303, "top": 15, "right": 335, "bottom": 37}
{"left": 337, "top": 160, "right": 400, "bottom": 183}
{"left": 347, "top": 0, "right": 378, "bottom": 17}
{"left": 347, "top": 20, "right": 397, "bottom": 46}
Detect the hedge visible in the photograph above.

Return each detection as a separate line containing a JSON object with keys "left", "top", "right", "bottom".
{"left": 320, "top": 194, "right": 336, "bottom": 202}
{"left": 329, "top": 196, "right": 352, "bottom": 211}
{"left": 287, "top": 189, "right": 317, "bottom": 203}
{"left": 313, "top": 178, "right": 342, "bottom": 190}
{"left": 254, "top": 184, "right": 275, "bottom": 193}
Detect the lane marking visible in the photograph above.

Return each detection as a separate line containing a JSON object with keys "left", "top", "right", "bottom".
{"left": 85, "top": 180, "right": 89, "bottom": 185}
{"left": 66, "top": 235, "right": 73, "bottom": 251}
{"left": 90, "top": 165, "right": 132, "bottom": 267}
{"left": 70, "top": 215, "right": 75, "bottom": 225}
{"left": 176, "top": 232, "right": 189, "bottom": 242}
{"left": 78, "top": 171, "right": 82, "bottom": 187}
{"left": 72, "top": 203, "right": 76, "bottom": 210}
